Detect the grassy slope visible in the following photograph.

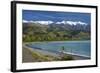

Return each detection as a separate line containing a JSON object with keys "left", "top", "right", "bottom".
{"left": 22, "top": 47, "right": 74, "bottom": 63}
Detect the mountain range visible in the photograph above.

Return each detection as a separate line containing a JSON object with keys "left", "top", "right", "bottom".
{"left": 23, "top": 20, "right": 90, "bottom": 32}
{"left": 23, "top": 20, "right": 90, "bottom": 42}
{"left": 23, "top": 20, "right": 88, "bottom": 25}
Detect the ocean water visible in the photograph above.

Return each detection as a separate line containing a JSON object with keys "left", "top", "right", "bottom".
{"left": 27, "top": 41, "right": 91, "bottom": 58}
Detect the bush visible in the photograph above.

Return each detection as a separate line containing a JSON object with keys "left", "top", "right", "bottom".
{"left": 61, "top": 55, "right": 74, "bottom": 60}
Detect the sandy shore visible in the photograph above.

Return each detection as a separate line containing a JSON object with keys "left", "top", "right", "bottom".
{"left": 22, "top": 44, "right": 90, "bottom": 63}
{"left": 22, "top": 46, "right": 39, "bottom": 62}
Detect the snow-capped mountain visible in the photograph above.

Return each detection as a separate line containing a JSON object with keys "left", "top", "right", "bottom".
{"left": 23, "top": 20, "right": 90, "bottom": 32}
{"left": 55, "top": 21, "right": 87, "bottom": 25}
{"left": 23, "top": 20, "right": 53, "bottom": 25}
{"left": 23, "top": 20, "right": 88, "bottom": 25}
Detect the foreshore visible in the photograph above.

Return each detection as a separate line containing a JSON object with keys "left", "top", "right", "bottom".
{"left": 22, "top": 43, "right": 90, "bottom": 63}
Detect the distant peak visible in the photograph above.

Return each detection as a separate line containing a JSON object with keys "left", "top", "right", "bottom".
{"left": 66, "top": 21, "right": 87, "bottom": 25}
{"left": 23, "top": 20, "right": 88, "bottom": 25}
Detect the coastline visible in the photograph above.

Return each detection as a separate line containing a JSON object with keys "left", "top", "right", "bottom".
{"left": 22, "top": 43, "right": 90, "bottom": 63}
{"left": 24, "top": 40, "right": 90, "bottom": 44}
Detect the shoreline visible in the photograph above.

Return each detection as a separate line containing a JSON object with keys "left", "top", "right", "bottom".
{"left": 23, "top": 40, "right": 90, "bottom": 44}
{"left": 24, "top": 41, "right": 90, "bottom": 58}
{"left": 63, "top": 52, "right": 90, "bottom": 59}
{"left": 23, "top": 43, "right": 90, "bottom": 62}
{"left": 27, "top": 44, "right": 90, "bottom": 59}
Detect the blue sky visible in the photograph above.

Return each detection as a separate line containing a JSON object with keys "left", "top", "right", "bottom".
{"left": 22, "top": 10, "right": 91, "bottom": 25}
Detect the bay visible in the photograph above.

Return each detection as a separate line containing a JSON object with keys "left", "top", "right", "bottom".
{"left": 27, "top": 41, "right": 91, "bottom": 58}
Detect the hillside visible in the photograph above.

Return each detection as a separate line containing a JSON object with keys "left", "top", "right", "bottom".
{"left": 23, "top": 21, "right": 90, "bottom": 42}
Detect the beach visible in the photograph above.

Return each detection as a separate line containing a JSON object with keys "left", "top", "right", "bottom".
{"left": 22, "top": 44, "right": 90, "bottom": 63}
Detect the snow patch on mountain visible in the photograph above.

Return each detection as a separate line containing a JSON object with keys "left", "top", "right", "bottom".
{"left": 23, "top": 20, "right": 29, "bottom": 23}
{"left": 23, "top": 20, "right": 88, "bottom": 25}
{"left": 33, "top": 21, "right": 53, "bottom": 25}
{"left": 66, "top": 21, "right": 87, "bottom": 25}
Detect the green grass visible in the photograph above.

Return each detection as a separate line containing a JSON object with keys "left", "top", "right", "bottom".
{"left": 28, "top": 49, "right": 59, "bottom": 62}
{"left": 26, "top": 48, "right": 74, "bottom": 62}
{"left": 61, "top": 55, "right": 74, "bottom": 61}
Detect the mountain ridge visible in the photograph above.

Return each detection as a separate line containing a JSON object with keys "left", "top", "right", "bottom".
{"left": 23, "top": 20, "right": 88, "bottom": 25}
